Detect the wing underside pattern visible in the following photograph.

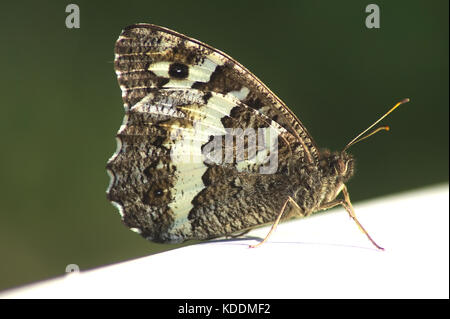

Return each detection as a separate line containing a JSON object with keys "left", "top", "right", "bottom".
{"left": 107, "top": 24, "right": 318, "bottom": 242}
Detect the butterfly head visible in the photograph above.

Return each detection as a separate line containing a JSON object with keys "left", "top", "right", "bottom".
{"left": 336, "top": 151, "right": 355, "bottom": 181}
{"left": 319, "top": 150, "right": 355, "bottom": 183}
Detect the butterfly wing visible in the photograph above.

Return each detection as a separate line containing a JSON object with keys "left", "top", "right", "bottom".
{"left": 107, "top": 24, "right": 318, "bottom": 242}
{"left": 115, "top": 24, "right": 319, "bottom": 163}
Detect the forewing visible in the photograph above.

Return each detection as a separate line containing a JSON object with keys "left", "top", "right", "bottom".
{"left": 114, "top": 24, "right": 319, "bottom": 164}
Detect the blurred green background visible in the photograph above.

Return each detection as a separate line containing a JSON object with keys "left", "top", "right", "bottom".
{"left": 0, "top": 0, "right": 448, "bottom": 291}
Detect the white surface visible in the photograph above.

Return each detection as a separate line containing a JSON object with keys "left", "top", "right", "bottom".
{"left": 1, "top": 184, "right": 448, "bottom": 299}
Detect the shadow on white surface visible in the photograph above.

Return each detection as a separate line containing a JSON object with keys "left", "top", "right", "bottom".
{"left": 1, "top": 184, "right": 448, "bottom": 299}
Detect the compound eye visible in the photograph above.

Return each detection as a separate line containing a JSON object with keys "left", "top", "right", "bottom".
{"left": 337, "top": 159, "right": 347, "bottom": 175}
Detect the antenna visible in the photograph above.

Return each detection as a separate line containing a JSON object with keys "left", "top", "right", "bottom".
{"left": 343, "top": 98, "right": 410, "bottom": 152}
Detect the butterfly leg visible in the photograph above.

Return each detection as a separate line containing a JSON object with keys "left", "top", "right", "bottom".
{"left": 249, "top": 196, "right": 298, "bottom": 248}
{"left": 227, "top": 229, "right": 251, "bottom": 238}
{"left": 319, "top": 185, "right": 384, "bottom": 250}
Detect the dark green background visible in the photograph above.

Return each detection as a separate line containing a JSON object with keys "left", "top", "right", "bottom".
{"left": 0, "top": 0, "right": 448, "bottom": 291}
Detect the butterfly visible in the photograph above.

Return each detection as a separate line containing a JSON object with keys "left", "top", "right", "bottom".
{"left": 107, "top": 24, "right": 408, "bottom": 249}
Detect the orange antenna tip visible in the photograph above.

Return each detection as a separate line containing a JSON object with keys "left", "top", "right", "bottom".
{"left": 343, "top": 99, "right": 409, "bottom": 151}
